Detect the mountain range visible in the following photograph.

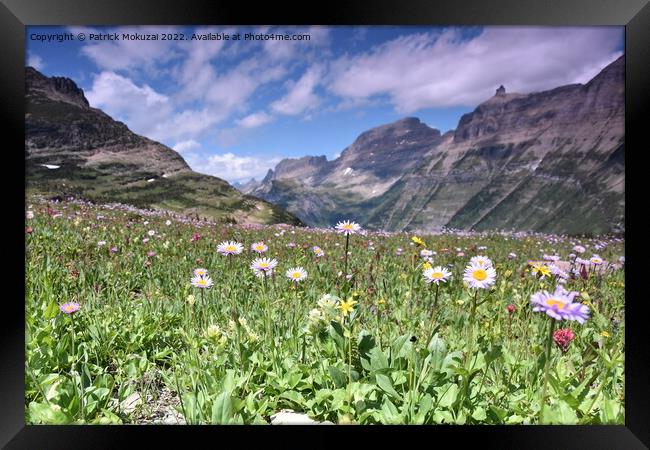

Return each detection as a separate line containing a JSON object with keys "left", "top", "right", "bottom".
{"left": 25, "top": 67, "right": 302, "bottom": 226}
{"left": 243, "top": 55, "right": 625, "bottom": 234}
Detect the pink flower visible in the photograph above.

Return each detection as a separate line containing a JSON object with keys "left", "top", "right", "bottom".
{"left": 191, "top": 233, "right": 201, "bottom": 242}
{"left": 507, "top": 304, "right": 516, "bottom": 314}
{"left": 553, "top": 328, "right": 576, "bottom": 353}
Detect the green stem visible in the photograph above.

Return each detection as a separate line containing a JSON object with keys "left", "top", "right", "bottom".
{"left": 539, "top": 319, "right": 557, "bottom": 424}
{"left": 70, "top": 314, "right": 84, "bottom": 423}
{"left": 344, "top": 233, "right": 350, "bottom": 278}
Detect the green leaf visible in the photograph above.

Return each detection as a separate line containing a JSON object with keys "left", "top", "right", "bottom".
{"left": 484, "top": 344, "right": 503, "bottom": 365}
{"left": 44, "top": 300, "right": 59, "bottom": 320}
{"left": 328, "top": 366, "right": 347, "bottom": 389}
{"left": 211, "top": 390, "right": 234, "bottom": 424}
{"left": 471, "top": 406, "right": 487, "bottom": 421}
{"left": 358, "top": 331, "right": 376, "bottom": 361}
{"left": 545, "top": 400, "right": 578, "bottom": 424}
{"left": 414, "top": 394, "right": 433, "bottom": 423}
{"left": 90, "top": 410, "right": 122, "bottom": 424}
{"left": 279, "top": 390, "right": 305, "bottom": 406}
{"left": 599, "top": 398, "right": 622, "bottom": 424}
{"left": 330, "top": 320, "right": 345, "bottom": 339}
{"left": 369, "top": 347, "right": 389, "bottom": 372}
{"left": 391, "top": 334, "right": 411, "bottom": 360}
{"left": 380, "top": 397, "right": 400, "bottom": 423}
{"left": 487, "top": 405, "right": 508, "bottom": 423}
{"left": 427, "top": 333, "right": 447, "bottom": 371}
{"left": 375, "top": 373, "right": 401, "bottom": 400}
{"left": 28, "top": 401, "right": 73, "bottom": 424}
{"left": 437, "top": 384, "right": 459, "bottom": 408}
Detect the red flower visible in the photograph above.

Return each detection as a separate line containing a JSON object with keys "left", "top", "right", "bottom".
{"left": 507, "top": 304, "right": 516, "bottom": 314}
{"left": 25, "top": 227, "right": 33, "bottom": 234}
{"left": 191, "top": 232, "right": 201, "bottom": 242}
{"left": 553, "top": 328, "right": 576, "bottom": 353}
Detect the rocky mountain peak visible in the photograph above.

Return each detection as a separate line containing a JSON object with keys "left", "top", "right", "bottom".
{"left": 495, "top": 85, "right": 506, "bottom": 96}
{"left": 340, "top": 117, "right": 441, "bottom": 160}
{"left": 267, "top": 155, "right": 328, "bottom": 181}
{"left": 26, "top": 66, "right": 90, "bottom": 109}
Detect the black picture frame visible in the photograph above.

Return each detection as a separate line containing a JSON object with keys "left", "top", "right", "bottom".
{"left": 2, "top": 0, "right": 648, "bottom": 448}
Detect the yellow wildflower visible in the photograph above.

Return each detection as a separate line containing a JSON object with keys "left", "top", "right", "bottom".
{"left": 411, "top": 236, "right": 426, "bottom": 247}
{"left": 601, "top": 331, "right": 610, "bottom": 338}
{"left": 338, "top": 298, "right": 358, "bottom": 316}
{"left": 422, "top": 262, "right": 433, "bottom": 270}
{"left": 530, "top": 263, "right": 551, "bottom": 278}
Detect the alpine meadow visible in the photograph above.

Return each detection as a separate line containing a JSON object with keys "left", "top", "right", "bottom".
{"left": 25, "top": 25, "right": 625, "bottom": 425}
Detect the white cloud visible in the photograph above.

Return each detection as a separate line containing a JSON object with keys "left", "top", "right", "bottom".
{"left": 184, "top": 152, "right": 282, "bottom": 183}
{"left": 73, "top": 26, "right": 182, "bottom": 73}
{"left": 86, "top": 71, "right": 225, "bottom": 142}
{"left": 172, "top": 140, "right": 201, "bottom": 153}
{"left": 28, "top": 53, "right": 45, "bottom": 70}
{"left": 236, "top": 111, "right": 273, "bottom": 129}
{"left": 326, "top": 27, "right": 623, "bottom": 113}
{"left": 262, "top": 26, "right": 331, "bottom": 61}
{"left": 271, "top": 65, "right": 322, "bottom": 115}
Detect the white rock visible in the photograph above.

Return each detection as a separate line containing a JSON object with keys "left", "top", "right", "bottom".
{"left": 270, "top": 410, "right": 318, "bottom": 425}
{"left": 120, "top": 392, "right": 142, "bottom": 415}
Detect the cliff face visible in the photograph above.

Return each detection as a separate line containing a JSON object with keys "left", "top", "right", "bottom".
{"left": 25, "top": 66, "right": 190, "bottom": 177}
{"left": 250, "top": 55, "right": 624, "bottom": 234}
{"left": 25, "top": 67, "right": 302, "bottom": 226}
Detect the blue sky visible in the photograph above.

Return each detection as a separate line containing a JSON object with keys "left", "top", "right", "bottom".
{"left": 27, "top": 25, "right": 623, "bottom": 183}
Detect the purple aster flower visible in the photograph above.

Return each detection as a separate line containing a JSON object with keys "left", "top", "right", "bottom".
{"left": 530, "top": 286, "right": 590, "bottom": 324}
{"left": 60, "top": 302, "right": 81, "bottom": 315}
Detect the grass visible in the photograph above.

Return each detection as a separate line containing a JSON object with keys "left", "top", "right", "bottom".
{"left": 25, "top": 194, "right": 625, "bottom": 425}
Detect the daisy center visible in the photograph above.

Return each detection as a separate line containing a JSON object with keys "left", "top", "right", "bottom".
{"left": 292, "top": 272, "right": 301, "bottom": 278}
{"left": 472, "top": 269, "right": 487, "bottom": 281}
{"left": 198, "top": 279, "right": 206, "bottom": 286}
{"left": 545, "top": 299, "right": 566, "bottom": 309}
{"left": 343, "top": 224, "right": 353, "bottom": 229}
{"left": 226, "top": 246, "right": 236, "bottom": 252}
{"left": 432, "top": 272, "right": 444, "bottom": 279}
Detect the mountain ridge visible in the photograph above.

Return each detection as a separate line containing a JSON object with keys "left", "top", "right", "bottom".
{"left": 25, "top": 67, "right": 302, "bottom": 226}
{"left": 247, "top": 55, "right": 624, "bottom": 234}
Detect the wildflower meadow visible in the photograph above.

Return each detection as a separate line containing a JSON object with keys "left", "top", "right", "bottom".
{"left": 25, "top": 195, "right": 625, "bottom": 425}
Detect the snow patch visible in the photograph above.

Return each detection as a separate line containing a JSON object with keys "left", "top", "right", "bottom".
{"left": 40, "top": 164, "right": 60, "bottom": 169}
{"left": 343, "top": 167, "right": 354, "bottom": 176}
{"left": 147, "top": 178, "right": 156, "bottom": 183}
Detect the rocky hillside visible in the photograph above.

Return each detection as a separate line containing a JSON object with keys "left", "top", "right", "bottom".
{"left": 247, "top": 55, "right": 624, "bottom": 234}
{"left": 25, "top": 67, "right": 302, "bottom": 226}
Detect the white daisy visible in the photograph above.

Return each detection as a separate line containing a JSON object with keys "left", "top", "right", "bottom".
{"left": 217, "top": 241, "right": 244, "bottom": 256}
{"left": 423, "top": 266, "right": 452, "bottom": 284}
{"left": 286, "top": 267, "right": 308, "bottom": 283}
{"left": 190, "top": 274, "right": 213, "bottom": 289}
{"left": 251, "top": 241, "right": 268, "bottom": 254}
{"left": 463, "top": 263, "right": 497, "bottom": 289}
{"left": 469, "top": 255, "right": 493, "bottom": 268}
{"left": 250, "top": 257, "right": 278, "bottom": 274}
{"left": 335, "top": 220, "right": 361, "bottom": 235}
